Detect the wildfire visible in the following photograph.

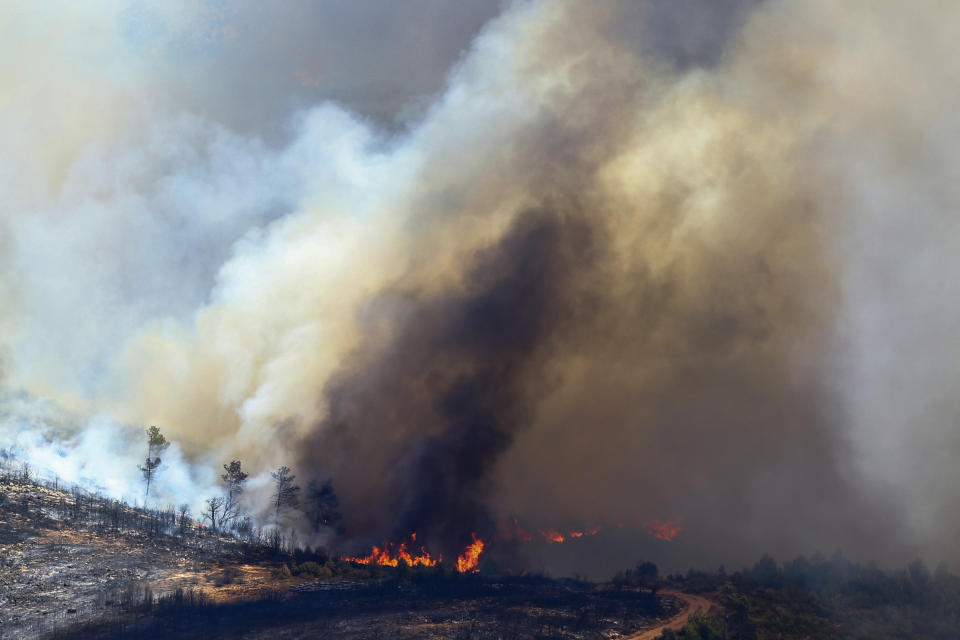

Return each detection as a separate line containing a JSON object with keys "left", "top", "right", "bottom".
{"left": 642, "top": 518, "right": 683, "bottom": 542}
{"left": 456, "top": 534, "right": 485, "bottom": 573}
{"left": 343, "top": 534, "right": 440, "bottom": 567}
{"left": 342, "top": 516, "right": 682, "bottom": 574}
{"left": 501, "top": 517, "right": 683, "bottom": 544}
{"left": 502, "top": 519, "right": 598, "bottom": 544}
{"left": 344, "top": 533, "right": 487, "bottom": 573}
{"left": 540, "top": 529, "right": 565, "bottom": 544}
{"left": 502, "top": 518, "right": 533, "bottom": 542}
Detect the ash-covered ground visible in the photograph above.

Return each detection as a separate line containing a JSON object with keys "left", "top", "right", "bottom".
{"left": 0, "top": 468, "right": 671, "bottom": 640}
{"left": 0, "top": 470, "right": 282, "bottom": 639}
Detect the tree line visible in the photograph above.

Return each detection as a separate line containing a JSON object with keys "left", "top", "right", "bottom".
{"left": 138, "top": 426, "right": 342, "bottom": 542}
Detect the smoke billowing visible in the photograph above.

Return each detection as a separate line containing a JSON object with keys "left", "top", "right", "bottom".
{"left": 309, "top": 208, "right": 599, "bottom": 558}
{"left": 2, "top": 0, "right": 959, "bottom": 574}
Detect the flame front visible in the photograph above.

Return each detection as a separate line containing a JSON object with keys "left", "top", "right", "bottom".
{"left": 343, "top": 517, "right": 679, "bottom": 573}
{"left": 343, "top": 534, "right": 440, "bottom": 567}
{"left": 344, "top": 533, "right": 486, "bottom": 573}
{"left": 456, "top": 535, "right": 485, "bottom": 573}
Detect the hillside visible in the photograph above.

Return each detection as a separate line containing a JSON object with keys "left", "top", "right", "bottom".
{"left": 4, "top": 462, "right": 959, "bottom": 639}
{"left": 0, "top": 467, "right": 284, "bottom": 639}
{"left": 0, "top": 465, "right": 676, "bottom": 639}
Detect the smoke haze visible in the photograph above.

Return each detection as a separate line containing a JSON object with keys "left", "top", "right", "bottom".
{"left": 1, "top": 0, "right": 958, "bottom": 574}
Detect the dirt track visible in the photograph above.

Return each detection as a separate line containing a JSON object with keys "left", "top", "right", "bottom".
{"left": 624, "top": 590, "right": 715, "bottom": 640}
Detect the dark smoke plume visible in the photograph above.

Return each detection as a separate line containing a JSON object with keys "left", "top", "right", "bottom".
{"left": 3, "top": 0, "right": 960, "bottom": 576}
{"left": 306, "top": 208, "right": 598, "bottom": 555}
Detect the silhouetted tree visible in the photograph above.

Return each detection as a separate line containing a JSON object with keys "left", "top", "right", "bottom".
{"left": 138, "top": 426, "right": 169, "bottom": 505}
{"left": 750, "top": 553, "right": 781, "bottom": 588}
{"left": 635, "top": 561, "right": 659, "bottom": 595}
{"left": 203, "top": 496, "right": 225, "bottom": 532}
{"left": 177, "top": 503, "right": 191, "bottom": 534}
{"left": 221, "top": 460, "right": 249, "bottom": 527}
{"left": 270, "top": 466, "right": 300, "bottom": 527}
{"left": 306, "top": 478, "right": 342, "bottom": 534}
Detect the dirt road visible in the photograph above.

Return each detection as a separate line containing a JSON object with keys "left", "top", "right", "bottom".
{"left": 623, "top": 590, "right": 715, "bottom": 640}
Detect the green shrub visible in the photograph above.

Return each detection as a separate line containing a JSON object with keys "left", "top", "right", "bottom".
{"left": 294, "top": 561, "right": 331, "bottom": 578}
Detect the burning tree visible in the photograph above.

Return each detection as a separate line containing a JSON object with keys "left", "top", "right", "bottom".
{"left": 221, "top": 459, "right": 249, "bottom": 528}
{"left": 270, "top": 465, "right": 300, "bottom": 527}
{"left": 138, "top": 425, "right": 169, "bottom": 505}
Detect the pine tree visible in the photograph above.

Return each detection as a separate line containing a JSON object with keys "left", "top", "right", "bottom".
{"left": 221, "top": 460, "right": 249, "bottom": 527}
{"left": 270, "top": 466, "right": 300, "bottom": 527}
{"left": 138, "top": 426, "right": 170, "bottom": 505}
{"left": 306, "top": 478, "right": 343, "bottom": 534}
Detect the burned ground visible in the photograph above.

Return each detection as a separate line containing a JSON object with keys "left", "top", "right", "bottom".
{"left": 55, "top": 579, "right": 677, "bottom": 640}
{"left": 0, "top": 468, "right": 671, "bottom": 639}
{"left": 0, "top": 471, "right": 285, "bottom": 639}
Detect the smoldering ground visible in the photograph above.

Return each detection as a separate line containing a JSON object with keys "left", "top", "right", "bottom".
{"left": 1, "top": 0, "right": 959, "bottom": 574}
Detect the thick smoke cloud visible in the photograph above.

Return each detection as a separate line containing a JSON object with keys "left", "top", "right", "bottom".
{"left": 308, "top": 209, "right": 599, "bottom": 557}
{"left": 118, "top": 0, "right": 503, "bottom": 133}
{"left": 613, "top": 0, "right": 764, "bottom": 69}
{"left": 1, "top": 0, "right": 959, "bottom": 575}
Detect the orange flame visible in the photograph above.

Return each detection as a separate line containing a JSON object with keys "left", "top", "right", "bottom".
{"left": 344, "top": 534, "right": 440, "bottom": 567}
{"left": 456, "top": 535, "right": 485, "bottom": 573}
{"left": 643, "top": 518, "right": 683, "bottom": 541}
{"left": 344, "top": 516, "right": 682, "bottom": 574}
{"left": 345, "top": 533, "right": 486, "bottom": 573}
{"left": 499, "top": 518, "right": 534, "bottom": 542}
{"left": 502, "top": 517, "right": 680, "bottom": 544}
{"left": 540, "top": 529, "right": 565, "bottom": 544}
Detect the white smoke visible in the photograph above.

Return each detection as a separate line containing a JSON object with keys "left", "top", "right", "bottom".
{"left": 1, "top": 0, "right": 959, "bottom": 567}
{"left": 0, "top": 388, "right": 218, "bottom": 513}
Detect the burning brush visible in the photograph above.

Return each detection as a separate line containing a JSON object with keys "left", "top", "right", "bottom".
{"left": 343, "top": 532, "right": 486, "bottom": 573}
{"left": 341, "top": 516, "right": 681, "bottom": 574}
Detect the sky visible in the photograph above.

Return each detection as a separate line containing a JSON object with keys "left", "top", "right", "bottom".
{"left": 1, "top": 0, "right": 959, "bottom": 576}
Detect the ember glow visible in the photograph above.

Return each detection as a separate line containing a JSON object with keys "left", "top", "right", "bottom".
{"left": 541, "top": 529, "right": 566, "bottom": 544}
{"left": 501, "top": 518, "right": 534, "bottom": 543}
{"left": 643, "top": 519, "right": 684, "bottom": 542}
{"left": 501, "top": 518, "right": 683, "bottom": 545}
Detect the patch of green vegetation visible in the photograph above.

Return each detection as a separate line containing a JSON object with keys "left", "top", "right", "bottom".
{"left": 659, "top": 554, "right": 960, "bottom": 639}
